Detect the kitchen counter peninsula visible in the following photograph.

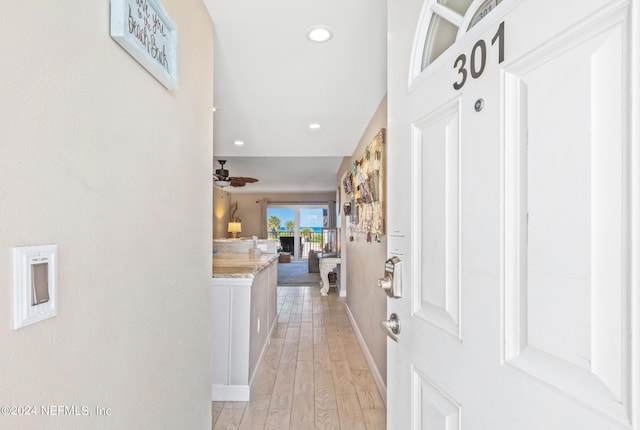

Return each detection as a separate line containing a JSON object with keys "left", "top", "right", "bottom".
{"left": 213, "top": 238, "right": 278, "bottom": 255}
{"left": 211, "top": 252, "right": 278, "bottom": 401}
{"left": 212, "top": 252, "right": 278, "bottom": 278}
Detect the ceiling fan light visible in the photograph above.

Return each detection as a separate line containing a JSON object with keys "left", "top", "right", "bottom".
{"left": 214, "top": 179, "right": 231, "bottom": 188}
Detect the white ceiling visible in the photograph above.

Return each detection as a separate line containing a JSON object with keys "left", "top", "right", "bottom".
{"left": 204, "top": 0, "right": 388, "bottom": 193}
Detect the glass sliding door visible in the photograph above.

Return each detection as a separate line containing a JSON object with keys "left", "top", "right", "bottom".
{"left": 267, "top": 204, "right": 327, "bottom": 259}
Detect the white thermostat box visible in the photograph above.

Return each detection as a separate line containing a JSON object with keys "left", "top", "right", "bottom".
{"left": 13, "top": 244, "right": 58, "bottom": 329}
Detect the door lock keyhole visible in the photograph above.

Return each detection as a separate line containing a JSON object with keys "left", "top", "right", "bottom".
{"left": 474, "top": 98, "right": 484, "bottom": 112}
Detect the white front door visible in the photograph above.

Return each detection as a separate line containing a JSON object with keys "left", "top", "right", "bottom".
{"left": 386, "top": 0, "right": 637, "bottom": 428}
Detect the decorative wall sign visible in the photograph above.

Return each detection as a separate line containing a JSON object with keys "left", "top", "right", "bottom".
{"left": 110, "top": 0, "right": 178, "bottom": 90}
{"left": 347, "top": 128, "right": 385, "bottom": 237}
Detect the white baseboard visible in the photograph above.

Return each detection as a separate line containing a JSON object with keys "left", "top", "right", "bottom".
{"left": 211, "top": 384, "right": 250, "bottom": 401}
{"left": 345, "top": 304, "right": 387, "bottom": 405}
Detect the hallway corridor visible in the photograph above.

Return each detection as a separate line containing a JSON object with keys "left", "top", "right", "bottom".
{"left": 212, "top": 286, "right": 386, "bottom": 429}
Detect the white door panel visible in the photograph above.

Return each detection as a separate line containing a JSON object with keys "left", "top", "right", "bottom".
{"left": 503, "top": 9, "right": 629, "bottom": 421}
{"left": 412, "top": 99, "right": 462, "bottom": 339}
{"left": 387, "top": 0, "right": 636, "bottom": 428}
{"left": 413, "top": 367, "right": 461, "bottom": 430}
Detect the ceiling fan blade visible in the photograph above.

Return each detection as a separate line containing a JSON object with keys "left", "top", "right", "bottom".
{"left": 230, "top": 177, "right": 258, "bottom": 183}
{"left": 229, "top": 177, "right": 259, "bottom": 187}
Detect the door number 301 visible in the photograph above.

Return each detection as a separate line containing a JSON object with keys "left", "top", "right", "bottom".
{"left": 453, "top": 21, "right": 504, "bottom": 90}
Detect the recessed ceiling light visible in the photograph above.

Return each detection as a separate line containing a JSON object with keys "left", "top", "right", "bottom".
{"left": 212, "top": 106, "right": 217, "bottom": 112}
{"left": 309, "top": 123, "right": 321, "bottom": 129}
{"left": 307, "top": 26, "right": 333, "bottom": 42}
{"left": 233, "top": 140, "right": 244, "bottom": 146}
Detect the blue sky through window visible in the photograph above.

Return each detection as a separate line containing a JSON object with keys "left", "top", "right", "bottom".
{"left": 267, "top": 207, "right": 324, "bottom": 229}
{"left": 300, "top": 208, "right": 323, "bottom": 228}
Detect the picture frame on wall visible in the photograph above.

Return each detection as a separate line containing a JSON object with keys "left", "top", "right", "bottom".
{"left": 343, "top": 174, "right": 353, "bottom": 195}
{"left": 110, "top": 0, "right": 178, "bottom": 90}
{"left": 350, "top": 199, "right": 358, "bottom": 225}
{"left": 351, "top": 128, "right": 385, "bottom": 235}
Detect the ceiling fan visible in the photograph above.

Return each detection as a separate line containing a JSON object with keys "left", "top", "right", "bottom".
{"left": 213, "top": 160, "right": 259, "bottom": 188}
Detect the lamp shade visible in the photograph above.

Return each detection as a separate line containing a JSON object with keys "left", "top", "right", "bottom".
{"left": 228, "top": 222, "right": 242, "bottom": 238}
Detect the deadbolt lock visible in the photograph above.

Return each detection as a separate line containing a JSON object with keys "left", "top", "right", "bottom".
{"left": 378, "top": 256, "right": 402, "bottom": 298}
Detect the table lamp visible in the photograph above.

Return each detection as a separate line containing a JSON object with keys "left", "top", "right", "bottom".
{"left": 228, "top": 222, "right": 242, "bottom": 239}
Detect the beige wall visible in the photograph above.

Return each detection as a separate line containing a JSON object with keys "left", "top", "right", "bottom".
{"left": 0, "top": 2, "right": 213, "bottom": 429}
{"left": 338, "top": 95, "right": 388, "bottom": 386}
{"left": 221, "top": 192, "right": 335, "bottom": 239}
{"left": 213, "top": 186, "right": 231, "bottom": 239}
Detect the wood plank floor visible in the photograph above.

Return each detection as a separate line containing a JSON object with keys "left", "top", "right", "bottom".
{"left": 212, "top": 285, "right": 386, "bottom": 430}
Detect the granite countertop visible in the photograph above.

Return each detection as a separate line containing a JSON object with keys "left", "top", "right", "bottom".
{"left": 213, "top": 238, "right": 278, "bottom": 242}
{"left": 212, "top": 252, "right": 279, "bottom": 278}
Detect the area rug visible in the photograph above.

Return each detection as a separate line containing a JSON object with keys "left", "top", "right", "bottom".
{"left": 277, "top": 261, "right": 321, "bottom": 286}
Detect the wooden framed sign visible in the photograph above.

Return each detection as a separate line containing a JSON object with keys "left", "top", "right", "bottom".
{"left": 110, "top": 0, "right": 178, "bottom": 90}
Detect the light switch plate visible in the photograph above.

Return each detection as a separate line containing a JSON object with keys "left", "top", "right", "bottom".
{"left": 13, "top": 244, "right": 58, "bottom": 329}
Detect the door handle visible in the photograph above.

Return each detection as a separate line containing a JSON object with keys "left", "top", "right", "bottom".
{"left": 380, "top": 313, "right": 400, "bottom": 342}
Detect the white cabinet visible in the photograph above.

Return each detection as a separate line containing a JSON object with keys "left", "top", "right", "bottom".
{"left": 211, "top": 256, "right": 278, "bottom": 401}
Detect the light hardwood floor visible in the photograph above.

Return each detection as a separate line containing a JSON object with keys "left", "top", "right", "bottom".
{"left": 212, "top": 285, "right": 386, "bottom": 430}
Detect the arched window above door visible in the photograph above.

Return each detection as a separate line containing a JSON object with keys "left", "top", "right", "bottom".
{"left": 411, "top": 0, "right": 504, "bottom": 80}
